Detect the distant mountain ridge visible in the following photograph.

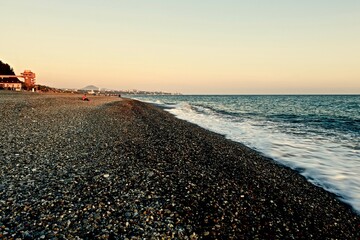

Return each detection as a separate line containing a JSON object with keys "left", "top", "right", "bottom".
{"left": 76, "top": 85, "right": 181, "bottom": 95}
{"left": 81, "top": 85, "right": 99, "bottom": 90}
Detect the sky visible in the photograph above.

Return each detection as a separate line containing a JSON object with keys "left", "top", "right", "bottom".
{"left": 1, "top": 0, "right": 359, "bottom": 94}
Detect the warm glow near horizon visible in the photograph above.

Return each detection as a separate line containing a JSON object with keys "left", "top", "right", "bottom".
{"left": 1, "top": 1, "right": 359, "bottom": 94}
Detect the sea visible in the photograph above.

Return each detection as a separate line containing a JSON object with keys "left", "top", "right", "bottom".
{"left": 129, "top": 95, "right": 360, "bottom": 214}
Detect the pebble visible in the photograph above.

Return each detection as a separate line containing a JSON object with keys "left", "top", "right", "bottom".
{"left": 0, "top": 92, "right": 359, "bottom": 239}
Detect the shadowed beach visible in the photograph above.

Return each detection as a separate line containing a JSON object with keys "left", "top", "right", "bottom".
{"left": 0, "top": 92, "right": 359, "bottom": 239}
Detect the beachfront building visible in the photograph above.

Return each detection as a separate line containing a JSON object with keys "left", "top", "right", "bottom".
{"left": 0, "top": 70, "right": 36, "bottom": 91}
{"left": 0, "top": 78, "right": 22, "bottom": 91}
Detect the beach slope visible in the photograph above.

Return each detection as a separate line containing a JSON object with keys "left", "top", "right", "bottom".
{"left": 0, "top": 92, "right": 359, "bottom": 239}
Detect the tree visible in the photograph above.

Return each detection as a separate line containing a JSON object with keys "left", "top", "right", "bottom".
{"left": 0, "top": 60, "right": 21, "bottom": 85}
{"left": 0, "top": 60, "right": 17, "bottom": 75}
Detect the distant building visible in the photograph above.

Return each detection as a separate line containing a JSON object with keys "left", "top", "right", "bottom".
{"left": 87, "top": 90, "right": 96, "bottom": 95}
{"left": 0, "top": 78, "right": 22, "bottom": 91}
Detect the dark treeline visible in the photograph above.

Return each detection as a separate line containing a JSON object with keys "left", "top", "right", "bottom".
{"left": 0, "top": 60, "right": 17, "bottom": 75}
{"left": 0, "top": 60, "right": 20, "bottom": 82}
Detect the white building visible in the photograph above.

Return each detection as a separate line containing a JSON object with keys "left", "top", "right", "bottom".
{"left": 0, "top": 78, "right": 22, "bottom": 91}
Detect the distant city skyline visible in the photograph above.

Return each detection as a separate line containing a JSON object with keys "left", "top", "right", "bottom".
{"left": 1, "top": 1, "right": 359, "bottom": 94}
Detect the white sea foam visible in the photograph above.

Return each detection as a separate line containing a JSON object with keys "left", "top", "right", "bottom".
{"left": 165, "top": 101, "right": 360, "bottom": 214}
{"left": 130, "top": 95, "right": 360, "bottom": 214}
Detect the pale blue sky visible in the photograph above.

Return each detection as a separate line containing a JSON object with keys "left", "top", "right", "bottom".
{"left": 1, "top": 1, "right": 359, "bottom": 93}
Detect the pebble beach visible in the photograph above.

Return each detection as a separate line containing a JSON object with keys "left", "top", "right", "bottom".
{"left": 0, "top": 92, "right": 359, "bottom": 239}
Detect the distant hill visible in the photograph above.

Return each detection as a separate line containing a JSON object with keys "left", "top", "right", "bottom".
{"left": 81, "top": 85, "right": 99, "bottom": 91}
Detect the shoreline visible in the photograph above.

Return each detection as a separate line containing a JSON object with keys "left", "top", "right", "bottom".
{"left": 0, "top": 92, "right": 359, "bottom": 238}
{"left": 134, "top": 94, "right": 360, "bottom": 216}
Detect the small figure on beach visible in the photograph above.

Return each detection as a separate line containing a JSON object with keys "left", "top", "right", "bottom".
{"left": 82, "top": 94, "right": 89, "bottom": 101}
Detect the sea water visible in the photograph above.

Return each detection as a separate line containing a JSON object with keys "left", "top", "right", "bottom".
{"left": 130, "top": 95, "right": 360, "bottom": 214}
